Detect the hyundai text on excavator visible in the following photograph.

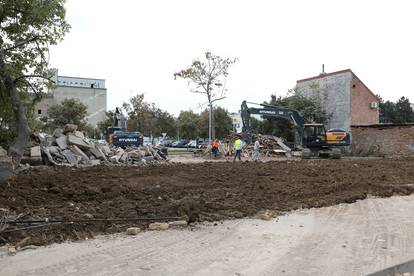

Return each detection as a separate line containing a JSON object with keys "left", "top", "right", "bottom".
{"left": 241, "top": 100, "right": 350, "bottom": 159}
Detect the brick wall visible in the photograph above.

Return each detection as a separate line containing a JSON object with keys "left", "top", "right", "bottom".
{"left": 350, "top": 76, "right": 379, "bottom": 125}
{"left": 351, "top": 124, "right": 414, "bottom": 157}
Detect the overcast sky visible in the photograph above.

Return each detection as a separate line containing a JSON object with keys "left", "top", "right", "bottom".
{"left": 49, "top": 0, "right": 414, "bottom": 116}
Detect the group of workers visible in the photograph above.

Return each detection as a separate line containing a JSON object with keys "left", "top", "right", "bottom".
{"left": 210, "top": 135, "right": 261, "bottom": 162}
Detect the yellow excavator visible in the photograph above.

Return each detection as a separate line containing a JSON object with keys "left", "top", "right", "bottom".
{"left": 241, "top": 101, "right": 351, "bottom": 159}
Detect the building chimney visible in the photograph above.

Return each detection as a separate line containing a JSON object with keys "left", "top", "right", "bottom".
{"left": 320, "top": 64, "right": 326, "bottom": 76}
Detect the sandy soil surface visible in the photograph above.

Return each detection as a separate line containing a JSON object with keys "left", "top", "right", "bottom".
{"left": 1, "top": 158, "right": 414, "bottom": 246}
{"left": 2, "top": 195, "right": 414, "bottom": 276}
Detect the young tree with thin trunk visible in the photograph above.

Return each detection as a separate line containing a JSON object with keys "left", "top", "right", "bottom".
{"left": 0, "top": 0, "right": 70, "bottom": 167}
{"left": 174, "top": 52, "right": 237, "bottom": 141}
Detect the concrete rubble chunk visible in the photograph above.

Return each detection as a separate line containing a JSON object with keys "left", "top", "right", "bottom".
{"left": 89, "top": 147, "right": 105, "bottom": 160}
{"left": 52, "top": 128, "right": 63, "bottom": 138}
{"left": 69, "top": 145, "right": 89, "bottom": 162}
{"left": 126, "top": 227, "right": 141, "bottom": 235}
{"left": 97, "top": 144, "right": 111, "bottom": 156}
{"left": 8, "top": 246, "right": 16, "bottom": 256}
{"left": 55, "top": 136, "right": 68, "bottom": 150}
{"left": 89, "top": 160, "right": 100, "bottom": 166}
{"left": 30, "top": 146, "right": 41, "bottom": 158}
{"left": 61, "top": 150, "right": 78, "bottom": 165}
{"left": 48, "top": 146, "right": 61, "bottom": 155}
{"left": 168, "top": 220, "right": 188, "bottom": 228}
{"left": 74, "top": 131, "right": 85, "bottom": 139}
{"left": 67, "top": 134, "right": 92, "bottom": 149}
{"left": 256, "top": 210, "right": 274, "bottom": 221}
{"left": 119, "top": 152, "right": 128, "bottom": 162}
{"left": 24, "top": 129, "right": 169, "bottom": 167}
{"left": 148, "top": 222, "right": 169, "bottom": 231}
{"left": 129, "top": 150, "right": 145, "bottom": 160}
{"left": 63, "top": 124, "right": 78, "bottom": 134}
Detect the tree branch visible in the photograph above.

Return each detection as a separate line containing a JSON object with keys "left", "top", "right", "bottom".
{"left": 14, "top": 74, "right": 54, "bottom": 83}
{"left": 3, "top": 36, "right": 41, "bottom": 52}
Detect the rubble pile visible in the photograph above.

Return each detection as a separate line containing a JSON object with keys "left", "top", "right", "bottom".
{"left": 221, "top": 133, "right": 293, "bottom": 157}
{"left": 26, "top": 124, "right": 167, "bottom": 167}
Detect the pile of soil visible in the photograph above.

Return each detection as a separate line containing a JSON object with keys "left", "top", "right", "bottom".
{"left": 1, "top": 158, "right": 414, "bottom": 246}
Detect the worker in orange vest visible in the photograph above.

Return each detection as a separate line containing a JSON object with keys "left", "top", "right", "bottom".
{"left": 211, "top": 139, "right": 219, "bottom": 158}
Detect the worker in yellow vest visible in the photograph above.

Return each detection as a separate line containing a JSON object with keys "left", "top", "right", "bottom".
{"left": 233, "top": 136, "right": 242, "bottom": 162}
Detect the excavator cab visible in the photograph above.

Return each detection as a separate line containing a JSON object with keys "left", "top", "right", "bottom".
{"left": 302, "top": 124, "right": 327, "bottom": 147}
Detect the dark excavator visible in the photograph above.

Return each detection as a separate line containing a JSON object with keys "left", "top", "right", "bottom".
{"left": 240, "top": 100, "right": 351, "bottom": 159}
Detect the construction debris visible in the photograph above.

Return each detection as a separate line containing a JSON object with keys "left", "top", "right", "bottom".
{"left": 168, "top": 220, "right": 188, "bottom": 228}
{"left": 25, "top": 124, "right": 168, "bottom": 167}
{"left": 221, "top": 133, "right": 296, "bottom": 158}
{"left": 126, "top": 227, "right": 141, "bottom": 235}
{"left": 148, "top": 222, "right": 169, "bottom": 231}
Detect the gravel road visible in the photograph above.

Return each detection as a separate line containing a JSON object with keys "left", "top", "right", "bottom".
{"left": 2, "top": 195, "right": 414, "bottom": 276}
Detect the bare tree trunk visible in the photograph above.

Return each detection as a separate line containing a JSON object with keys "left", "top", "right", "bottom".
{"left": 0, "top": 47, "right": 30, "bottom": 168}
{"left": 4, "top": 76, "right": 30, "bottom": 167}
{"left": 211, "top": 106, "right": 215, "bottom": 139}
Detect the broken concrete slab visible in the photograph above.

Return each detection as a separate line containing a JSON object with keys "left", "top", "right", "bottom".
{"left": 52, "top": 128, "right": 63, "bottom": 138}
{"left": 143, "top": 156, "right": 154, "bottom": 162}
{"left": 89, "top": 147, "right": 105, "bottom": 160}
{"left": 55, "top": 136, "right": 68, "bottom": 150}
{"left": 148, "top": 222, "right": 169, "bottom": 231}
{"left": 63, "top": 124, "right": 78, "bottom": 134}
{"left": 89, "top": 160, "right": 101, "bottom": 166}
{"left": 74, "top": 131, "right": 85, "bottom": 139}
{"left": 61, "top": 150, "right": 79, "bottom": 165}
{"left": 128, "top": 150, "right": 145, "bottom": 160}
{"left": 69, "top": 145, "right": 89, "bottom": 162}
{"left": 256, "top": 210, "right": 275, "bottom": 221}
{"left": 67, "top": 134, "right": 92, "bottom": 150}
{"left": 119, "top": 152, "right": 128, "bottom": 163}
{"left": 109, "top": 148, "right": 124, "bottom": 163}
{"left": 109, "top": 156, "right": 119, "bottom": 163}
{"left": 30, "top": 146, "right": 41, "bottom": 158}
{"left": 97, "top": 144, "right": 111, "bottom": 156}
{"left": 47, "top": 146, "right": 61, "bottom": 155}
{"left": 168, "top": 220, "right": 188, "bottom": 228}
{"left": 126, "top": 227, "right": 141, "bottom": 235}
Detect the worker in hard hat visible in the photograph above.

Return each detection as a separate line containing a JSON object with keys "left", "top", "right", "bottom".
{"left": 252, "top": 135, "right": 261, "bottom": 161}
{"left": 233, "top": 136, "right": 242, "bottom": 162}
{"left": 211, "top": 138, "right": 219, "bottom": 158}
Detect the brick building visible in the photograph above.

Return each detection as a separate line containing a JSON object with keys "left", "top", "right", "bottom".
{"left": 296, "top": 69, "right": 379, "bottom": 131}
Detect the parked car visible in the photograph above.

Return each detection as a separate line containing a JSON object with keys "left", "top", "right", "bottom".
{"left": 171, "top": 140, "right": 189, "bottom": 148}
{"left": 186, "top": 140, "right": 202, "bottom": 149}
{"left": 160, "top": 139, "right": 174, "bottom": 147}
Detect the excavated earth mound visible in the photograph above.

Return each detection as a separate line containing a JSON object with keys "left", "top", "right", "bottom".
{"left": 1, "top": 158, "right": 414, "bottom": 246}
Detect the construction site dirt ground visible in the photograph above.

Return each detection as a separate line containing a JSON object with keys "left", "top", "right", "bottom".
{"left": 1, "top": 158, "right": 414, "bottom": 247}
{"left": 3, "top": 195, "right": 414, "bottom": 276}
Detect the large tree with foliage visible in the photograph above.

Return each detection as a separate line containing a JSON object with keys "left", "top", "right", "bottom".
{"left": 177, "top": 110, "right": 200, "bottom": 139}
{"left": 199, "top": 107, "right": 232, "bottom": 139}
{"left": 174, "top": 52, "right": 237, "bottom": 140}
{"left": 0, "top": 0, "right": 70, "bottom": 165}
{"left": 378, "top": 95, "right": 414, "bottom": 123}
{"left": 123, "top": 94, "right": 176, "bottom": 137}
{"left": 46, "top": 98, "right": 88, "bottom": 128}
